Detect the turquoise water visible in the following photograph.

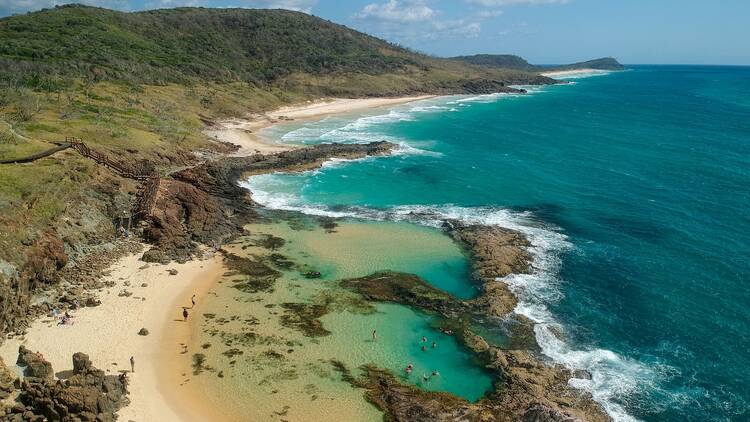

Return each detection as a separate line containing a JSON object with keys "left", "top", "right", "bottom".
{"left": 245, "top": 66, "right": 750, "bottom": 421}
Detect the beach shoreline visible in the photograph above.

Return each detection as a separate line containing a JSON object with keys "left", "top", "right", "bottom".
{"left": 540, "top": 68, "right": 612, "bottom": 78}
{"left": 0, "top": 246, "right": 226, "bottom": 421}
{"left": 205, "top": 95, "right": 434, "bottom": 155}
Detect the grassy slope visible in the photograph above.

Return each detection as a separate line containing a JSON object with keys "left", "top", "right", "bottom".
{"left": 0, "top": 5, "right": 545, "bottom": 268}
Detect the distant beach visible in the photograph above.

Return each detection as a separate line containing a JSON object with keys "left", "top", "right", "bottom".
{"left": 204, "top": 96, "right": 434, "bottom": 156}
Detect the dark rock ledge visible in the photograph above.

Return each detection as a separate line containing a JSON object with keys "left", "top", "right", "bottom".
{"left": 341, "top": 270, "right": 610, "bottom": 422}
{"left": 339, "top": 220, "right": 611, "bottom": 422}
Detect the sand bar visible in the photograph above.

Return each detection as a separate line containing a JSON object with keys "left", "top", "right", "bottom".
{"left": 541, "top": 68, "right": 612, "bottom": 78}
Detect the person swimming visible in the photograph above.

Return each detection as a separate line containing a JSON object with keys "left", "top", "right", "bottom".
{"left": 432, "top": 370, "right": 440, "bottom": 377}
{"left": 432, "top": 341, "right": 437, "bottom": 348}
{"left": 421, "top": 336, "right": 427, "bottom": 343}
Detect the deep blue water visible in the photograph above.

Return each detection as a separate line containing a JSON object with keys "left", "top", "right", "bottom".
{"left": 247, "top": 66, "right": 750, "bottom": 421}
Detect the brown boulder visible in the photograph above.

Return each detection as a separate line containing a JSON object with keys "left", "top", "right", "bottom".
{"left": 17, "top": 346, "right": 53, "bottom": 379}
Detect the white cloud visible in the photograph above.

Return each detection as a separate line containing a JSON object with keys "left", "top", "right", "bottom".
{"left": 477, "top": 9, "right": 503, "bottom": 18}
{"left": 354, "top": 0, "right": 481, "bottom": 42}
{"left": 466, "top": 0, "right": 568, "bottom": 6}
{"left": 355, "top": 0, "right": 436, "bottom": 23}
{"left": 431, "top": 19, "right": 481, "bottom": 38}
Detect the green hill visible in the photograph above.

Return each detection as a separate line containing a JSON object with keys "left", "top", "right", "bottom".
{"left": 450, "top": 54, "right": 535, "bottom": 71}
{"left": 452, "top": 54, "right": 625, "bottom": 72}
{"left": 0, "top": 5, "right": 557, "bottom": 282}
{"left": 545, "top": 57, "right": 625, "bottom": 71}
{"left": 0, "top": 5, "right": 550, "bottom": 91}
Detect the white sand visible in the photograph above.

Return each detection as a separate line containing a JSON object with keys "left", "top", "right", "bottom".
{"left": 541, "top": 68, "right": 611, "bottom": 78}
{"left": 205, "top": 96, "right": 434, "bottom": 155}
{"left": 0, "top": 246, "right": 225, "bottom": 421}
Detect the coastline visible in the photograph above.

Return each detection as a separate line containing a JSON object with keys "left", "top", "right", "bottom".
{"left": 0, "top": 91, "right": 614, "bottom": 421}
{"left": 0, "top": 94, "right": 432, "bottom": 420}
{"left": 205, "top": 95, "right": 434, "bottom": 155}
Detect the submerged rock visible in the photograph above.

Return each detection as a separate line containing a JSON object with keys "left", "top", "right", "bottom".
{"left": 279, "top": 303, "right": 331, "bottom": 337}
{"left": 224, "top": 253, "right": 280, "bottom": 293}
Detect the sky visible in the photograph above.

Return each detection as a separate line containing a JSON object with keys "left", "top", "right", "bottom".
{"left": 1, "top": 0, "right": 749, "bottom": 65}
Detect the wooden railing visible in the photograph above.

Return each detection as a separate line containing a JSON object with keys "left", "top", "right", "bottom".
{"left": 67, "top": 137, "right": 152, "bottom": 181}
{"left": 65, "top": 137, "right": 160, "bottom": 221}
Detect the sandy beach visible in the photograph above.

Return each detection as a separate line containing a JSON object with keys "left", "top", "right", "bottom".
{"left": 0, "top": 245, "right": 225, "bottom": 421}
{"left": 205, "top": 96, "right": 433, "bottom": 156}
{"left": 541, "top": 68, "right": 611, "bottom": 78}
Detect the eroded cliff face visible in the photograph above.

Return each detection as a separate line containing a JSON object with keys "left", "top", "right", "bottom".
{"left": 0, "top": 232, "right": 67, "bottom": 335}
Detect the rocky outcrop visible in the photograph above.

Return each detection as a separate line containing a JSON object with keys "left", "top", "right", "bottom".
{"left": 17, "top": 347, "right": 53, "bottom": 380}
{"left": 351, "top": 363, "right": 607, "bottom": 422}
{"left": 444, "top": 221, "right": 532, "bottom": 317}
{"left": 340, "top": 271, "right": 611, "bottom": 422}
{"left": 174, "top": 141, "right": 395, "bottom": 201}
{"left": 139, "top": 141, "right": 395, "bottom": 263}
{"left": 5, "top": 351, "right": 129, "bottom": 422}
{"left": 141, "top": 179, "right": 240, "bottom": 263}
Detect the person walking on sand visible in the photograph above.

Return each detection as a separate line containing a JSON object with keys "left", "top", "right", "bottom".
{"left": 182, "top": 308, "right": 189, "bottom": 321}
{"left": 372, "top": 329, "right": 377, "bottom": 341}
{"left": 130, "top": 356, "right": 135, "bottom": 373}
{"left": 191, "top": 294, "right": 196, "bottom": 308}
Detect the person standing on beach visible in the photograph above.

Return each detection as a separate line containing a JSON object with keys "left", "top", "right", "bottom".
{"left": 130, "top": 356, "right": 135, "bottom": 373}
{"left": 372, "top": 329, "right": 377, "bottom": 341}
{"left": 182, "top": 308, "right": 189, "bottom": 321}
{"left": 191, "top": 294, "right": 196, "bottom": 308}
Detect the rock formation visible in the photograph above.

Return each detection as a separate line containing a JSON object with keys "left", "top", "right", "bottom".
{"left": 3, "top": 350, "right": 129, "bottom": 421}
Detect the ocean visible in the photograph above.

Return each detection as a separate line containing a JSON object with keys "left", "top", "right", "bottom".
{"left": 244, "top": 66, "right": 750, "bottom": 421}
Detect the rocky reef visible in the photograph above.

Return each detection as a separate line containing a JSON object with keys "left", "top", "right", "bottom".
{"left": 341, "top": 270, "right": 610, "bottom": 422}
{"left": 443, "top": 220, "right": 532, "bottom": 317}
{"left": 2, "top": 348, "right": 129, "bottom": 421}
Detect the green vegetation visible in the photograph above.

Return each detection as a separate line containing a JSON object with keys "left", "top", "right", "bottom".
{"left": 452, "top": 55, "right": 625, "bottom": 72}
{"left": 450, "top": 54, "right": 536, "bottom": 71}
{"left": 0, "top": 4, "right": 551, "bottom": 269}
